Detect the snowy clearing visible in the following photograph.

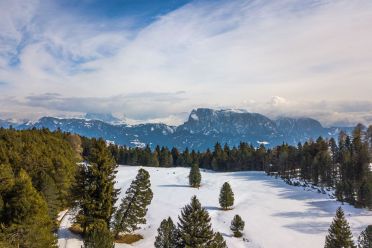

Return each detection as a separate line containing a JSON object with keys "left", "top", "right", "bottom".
{"left": 58, "top": 165, "right": 372, "bottom": 248}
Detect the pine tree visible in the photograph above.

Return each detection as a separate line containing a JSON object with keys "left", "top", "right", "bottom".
{"left": 325, "top": 207, "right": 356, "bottom": 248}
{"left": 113, "top": 168, "right": 153, "bottom": 238}
{"left": 358, "top": 225, "right": 372, "bottom": 248}
{"left": 74, "top": 139, "right": 119, "bottom": 235}
{"left": 219, "top": 182, "right": 234, "bottom": 210}
{"left": 178, "top": 196, "right": 214, "bottom": 247}
{"left": 83, "top": 220, "right": 114, "bottom": 248}
{"left": 4, "top": 169, "right": 56, "bottom": 248}
{"left": 189, "top": 163, "right": 201, "bottom": 188}
{"left": 230, "top": 214, "right": 245, "bottom": 238}
{"left": 154, "top": 217, "right": 181, "bottom": 248}
{"left": 209, "top": 232, "right": 227, "bottom": 248}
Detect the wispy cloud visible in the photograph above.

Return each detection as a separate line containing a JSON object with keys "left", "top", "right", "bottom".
{"left": 0, "top": 0, "right": 372, "bottom": 126}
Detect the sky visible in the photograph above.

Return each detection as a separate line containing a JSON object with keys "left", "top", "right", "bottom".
{"left": 0, "top": 0, "right": 372, "bottom": 127}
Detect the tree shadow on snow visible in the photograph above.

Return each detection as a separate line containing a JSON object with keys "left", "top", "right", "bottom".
{"left": 204, "top": 206, "right": 221, "bottom": 211}
{"left": 283, "top": 221, "right": 330, "bottom": 234}
{"left": 157, "top": 184, "right": 190, "bottom": 188}
{"left": 220, "top": 232, "right": 233, "bottom": 238}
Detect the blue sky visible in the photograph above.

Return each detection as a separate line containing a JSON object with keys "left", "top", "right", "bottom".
{"left": 0, "top": 0, "right": 372, "bottom": 126}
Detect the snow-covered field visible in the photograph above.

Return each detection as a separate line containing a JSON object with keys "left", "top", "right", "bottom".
{"left": 58, "top": 165, "right": 372, "bottom": 248}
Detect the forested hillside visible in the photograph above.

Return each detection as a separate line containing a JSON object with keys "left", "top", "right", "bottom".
{"left": 0, "top": 128, "right": 80, "bottom": 247}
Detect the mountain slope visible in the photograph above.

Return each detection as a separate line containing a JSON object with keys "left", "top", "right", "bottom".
{"left": 2, "top": 109, "right": 352, "bottom": 149}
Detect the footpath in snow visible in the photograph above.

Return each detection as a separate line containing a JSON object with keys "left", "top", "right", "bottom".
{"left": 58, "top": 165, "right": 372, "bottom": 248}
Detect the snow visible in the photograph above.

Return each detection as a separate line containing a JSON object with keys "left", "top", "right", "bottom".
{"left": 130, "top": 139, "right": 146, "bottom": 148}
{"left": 58, "top": 166, "right": 372, "bottom": 248}
{"left": 190, "top": 113, "right": 199, "bottom": 121}
{"left": 58, "top": 209, "right": 83, "bottom": 248}
{"left": 256, "top": 141, "right": 269, "bottom": 145}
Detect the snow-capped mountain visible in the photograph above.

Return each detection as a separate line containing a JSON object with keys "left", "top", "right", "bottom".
{"left": 2, "top": 108, "right": 352, "bottom": 150}
{"left": 84, "top": 113, "right": 124, "bottom": 125}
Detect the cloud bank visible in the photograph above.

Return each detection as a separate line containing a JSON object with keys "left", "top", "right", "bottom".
{"left": 0, "top": 0, "right": 372, "bottom": 126}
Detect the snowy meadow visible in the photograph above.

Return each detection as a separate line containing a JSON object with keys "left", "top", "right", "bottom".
{"left": 58, "top": 165, "right": 372, "bottom": 248}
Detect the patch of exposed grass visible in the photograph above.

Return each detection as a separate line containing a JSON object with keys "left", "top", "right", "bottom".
{"left": 115, "top": 234, "right": 143, "bottom": 244}
{"left": 69, "top": 223, "right": 84, "bottom": 235}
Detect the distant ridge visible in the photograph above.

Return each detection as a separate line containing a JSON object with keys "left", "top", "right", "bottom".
{"left": 1, "top": 108, "right": 353, "bottom": 150}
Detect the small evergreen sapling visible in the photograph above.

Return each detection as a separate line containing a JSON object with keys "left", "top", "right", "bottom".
{"left": 219, "top": 182, "right": 234, "bottom": 210}
{"left": 189, "top": 163, "right": 201, "bottom": 188}
{"left": 230, "top": 214, "right": 245, "bottom": 238}
{"left": 357, "top": 225, "right": 372, "bottom": 248}
{"left": 154, "top": 217, "right": 181, "bottom": 248}
{"left": 324, "top": 207, "right": 356, "bottom": 248}
{"left": 209, "top": 232, "right": 228, "bottom": 248}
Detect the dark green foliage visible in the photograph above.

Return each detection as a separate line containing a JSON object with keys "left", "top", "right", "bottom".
{"left": 230, "top": 214, "right": 245, "bottom": 238}
{"left": 358, "top": 225, "right": 372, "bottom": 248}
{"left": 74, "top": 138, "right": 119, "bottom": 235}
{"left": 325, "top": 207, "right": 356, "bottom": 248}
{"left": 219, "top": 182, "right": 234, "bottom": 210}
{"left": 0, "top": 129, "right": 79, "bottom": 247}
{"left": 178, "top": 196, "right": 214, "bottom": 247}
{"left": 209, "top": 232, "right": 228, "bottom": 248}
{"left": 83, "top": 220, "right": 114, "bottom": 248}
{"left": 0, "top": 129, "right": 78, "bottom": 220}
{"left": 113, "top": 168, "right": 153, "bottom": 237}
{"left": 189, "top": 163, "right": 201, "bottom": 188}
{"left": 154, "top": 217, "right": 181, "bottom": 248}
{"left": 106, "top": 141, "right": 268, "bottom": 171}
{"left": 1, "top": 169, "right": 56, "bottom": 248}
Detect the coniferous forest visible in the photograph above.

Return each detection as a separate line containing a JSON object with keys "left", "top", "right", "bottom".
{"left": 99, "top": 124, "right": 372, "bottom": 208}
{"left": 0, "top": 128, "right": 80, "bottom": 247}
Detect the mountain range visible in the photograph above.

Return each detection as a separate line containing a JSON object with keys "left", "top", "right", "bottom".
{"left": 1, "top": 108, "right": 352, "bottom": 150}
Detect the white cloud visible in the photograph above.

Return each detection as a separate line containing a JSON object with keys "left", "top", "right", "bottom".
{"left": 0, "top": 0, "right": 372, "bottom": 126}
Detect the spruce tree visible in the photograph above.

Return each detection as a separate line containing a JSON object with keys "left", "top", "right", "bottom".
{"left": 83, "top": 220, "right": 114, "bottom": 248}
{"left": 209, "top": 232, "right": 228, "bottom": 248}
{"left": 325, "top": 207, "right": 356, "bottom": 248}
{"left": 154, "top": 217, "right": 181, "bottom": 248}
{"left": 74, "top": 139, "right": 119, "bottom": 235}
{"left": 219, "top": 182, "right": 234, "bottom": 210}
{"left": 230, "top": 214, "right": 245, "bottom": 238}
{"left": 357, "top": 225, "right": 372, "bottom": 248}
{"left": 113, "top": 168, "right": 153, "bottom": 238}
{"left": 189, "top": 163, "right": 201, "bottom": 188}
{"left": 5, "top": 169, "right": 56, "bottom": 248}
{"left": 178, "top": 196, "right": 214, "bottom": 247}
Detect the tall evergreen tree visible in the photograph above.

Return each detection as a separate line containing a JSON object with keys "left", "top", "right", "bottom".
{"left": 154, "top": 217, "right": 181, "bottom": 248}
{"left": 74, "top": 139, "right": 119, "bottom": 235}
{"left": 4, "top": 169, "right": 56, "bottom": 248}
{"left": 325, "top": 207, "right": 356, "bottom": 248}
{"left": 178, "top": 196, "right": 214, "bottom": 247}
{"left": 189, "top": 163, "right": 201, "bottom": 188}
{"left": 230, "top": 214, "right": 245, "bottom": 238}
{"left": 113, "top": 168, "right": 153, "bottom": 238}
{"left": 357, "top": 225, "right": 372, "bottom": 248}
{"left": 219, "top": 182, "right": 234, "bottom": 210}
